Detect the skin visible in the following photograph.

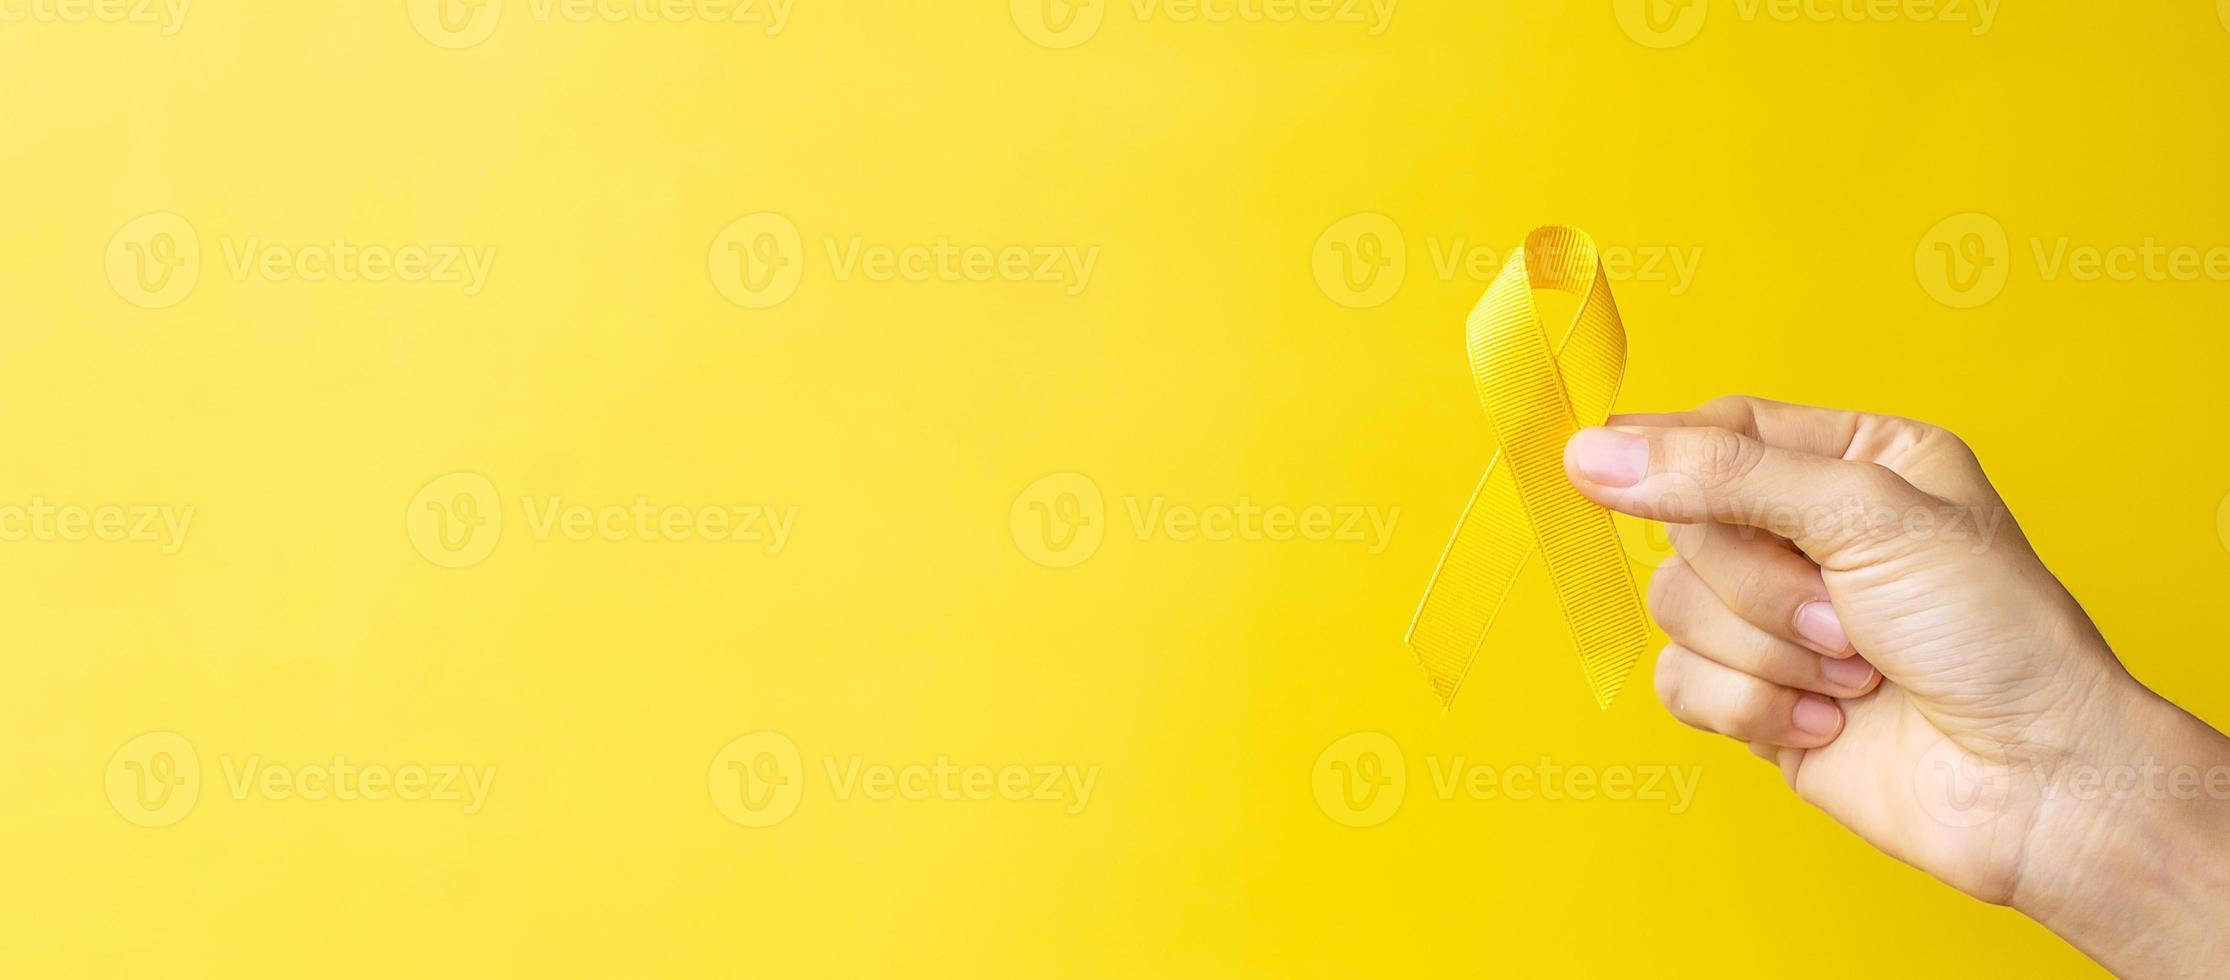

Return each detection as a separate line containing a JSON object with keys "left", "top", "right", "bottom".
{"left": 1560, "top": 395, "right": 2230, "bottom": 979}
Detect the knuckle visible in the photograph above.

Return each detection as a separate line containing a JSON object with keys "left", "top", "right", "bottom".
{"left": 1917, "top": 422, "right": 1971, "bottom": 456}
{"left": 1652, "top": 645, "right": 1689, "bottom": 713}
{"left": 1729, "top": 678, "right": 1787, "bottom": 732}
{"left": 1849, "top": 460, "right": 1915, "bottom": 503}
{"left": 1702, "top": 394, "right": 1763, "bottom": 423}
{"left": 1882, "top": 414, "right": 1960, "bottom": 452}
{"left": 1742, "top": 618, "right": 1782, "bottom": 665}
{"left": 1725, "top": 557, "right": 1783, "bottom": 622}
{"left": 1645, "top": 561, "right": 1691, "bottom": 624}
{"left": 1920, "top": 423, "right": 1987, "bottom": 478}
{"left": 1872, "top": 415, "right": 1988, "bottom": 484}
{"left": 1680, "top": 426, "right": 1760, "bottom": 490}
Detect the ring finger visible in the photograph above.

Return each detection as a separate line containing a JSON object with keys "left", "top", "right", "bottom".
{"left": 1648, "top": 557, "right": 1880, "bottom": 698}
{"left": 1653, "top": 643, "right": 1846, "bottom": 748}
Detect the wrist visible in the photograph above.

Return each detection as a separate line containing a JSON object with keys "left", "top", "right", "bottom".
{"left": 2011, "top": 679, "right": 2230, "bottom": 977}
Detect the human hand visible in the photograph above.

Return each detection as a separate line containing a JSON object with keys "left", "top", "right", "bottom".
{"left": 1563, "top": 396, "right": 2230, "bottom": 978}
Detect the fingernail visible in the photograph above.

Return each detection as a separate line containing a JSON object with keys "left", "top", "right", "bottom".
{"left": 1793, "top": 695, "right": 1842, "bottom": 737}
{"left": 1794, "top": 601, "right": 1848, "bottom": 654}
{"left": 1570, "top": 427, "right": 1648, "bottom": 487}
{"left": 1821, "top": 654, "right": 1876, "bottom": 690}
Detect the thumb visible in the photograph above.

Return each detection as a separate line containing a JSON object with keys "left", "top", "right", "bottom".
{"left": 1563, "top": 424, "right": 1940, "bottom": 569}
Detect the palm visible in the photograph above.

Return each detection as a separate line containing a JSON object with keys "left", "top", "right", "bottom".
{"left": 1758, "top": 544, "right": 2099, "bottom": 906}
{"left": 1770, "top": 684, "right": 2047, "bottom": 904}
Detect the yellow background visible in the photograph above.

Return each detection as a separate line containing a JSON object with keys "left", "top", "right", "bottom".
{"left": 7, "top": 1, "right": 2230, "bottom": 976}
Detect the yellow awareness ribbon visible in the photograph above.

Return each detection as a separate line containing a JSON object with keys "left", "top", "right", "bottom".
{"left": 1405, "top": 225, "right": 1651, "bottom": 710}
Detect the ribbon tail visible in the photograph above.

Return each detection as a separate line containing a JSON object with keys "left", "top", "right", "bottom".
{"left": 1405, "top": 455, "right": 1531, "bottom": 707}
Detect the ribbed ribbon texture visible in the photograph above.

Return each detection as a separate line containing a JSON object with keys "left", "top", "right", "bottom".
{"left": 1405, "top": 226, "right": 1650, "bottom": 710}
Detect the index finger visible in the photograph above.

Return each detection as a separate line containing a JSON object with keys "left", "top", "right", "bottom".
{"left": 1609, "top": 395, "right": 1996, "bottom": 507}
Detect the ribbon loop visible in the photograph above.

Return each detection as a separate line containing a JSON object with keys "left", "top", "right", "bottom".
{"left": 1406, "top": 226, "right": 1650, "bottom": 710}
